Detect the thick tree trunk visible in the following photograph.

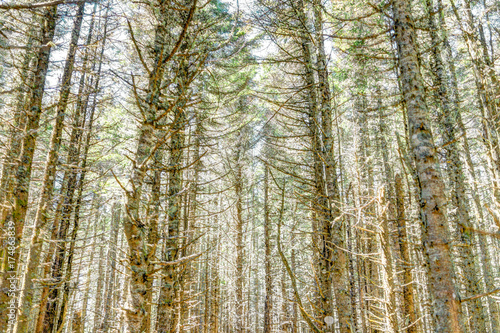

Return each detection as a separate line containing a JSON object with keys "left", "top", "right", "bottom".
{"left": 391, "top": 0, "right": 461, "bottom": 331}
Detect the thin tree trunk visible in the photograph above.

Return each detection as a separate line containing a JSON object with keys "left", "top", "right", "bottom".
{"left": 233, "top": 133, "right": 245, "bottom": 333}
{"left": 92, "top": 234, "right": 106, "bottom": 333}
{"left": 377, "top": 189, "right": 398, "bottom": 333}
{"left": 434, "top": 7, "right": 499, "bottom": 328}
{"left": 209, "top": 199, "right": 221, "bottom": 333}
{"left": 395, "top": 174, "right": 417, "bottom": 333}
{"left": 263, "top": 165, "right": 272, "bottom": 333}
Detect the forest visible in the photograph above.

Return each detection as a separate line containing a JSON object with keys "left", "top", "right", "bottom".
{"left": 0, "top": 0, "right": 499, "bottom": 332}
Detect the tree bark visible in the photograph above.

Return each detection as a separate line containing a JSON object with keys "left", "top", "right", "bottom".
{"left": 425, "top": 0, "right": 485, "bottom": 330}
{"left": 391, "top": 0, "right": 461, "bottom": 331}
{"left": 263, "top": 165, "right": 273, "bottom": 333}
{"left": 15, "top": 6, "right": 86, "bottom": 331}
{"left": 0, "top": 6, "right": 58, "bottom": 329}
{"left": 395, "top": 174, "right": 417, "bottom": 333}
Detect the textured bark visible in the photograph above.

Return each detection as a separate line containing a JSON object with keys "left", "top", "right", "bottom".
{"left": 377, "top": 190, "right": 398, "bottom": 333}
{"left": 156, "top": 109, "right": 186, "bottom": 332}
{"left": 0, "top": 6, "right": 58, "bottom": 328}
{"left": 425, "top": 0, "right": 485, "bottom": 331}
{"left": 15, "top": 6, "right": 85, "bottom": 331}
{"left": 392, "top": 0, "right": 461, "bottom": 331}
{"left": 0, "top": 23, "right": 35, "bottom": 229}
{"left": 123, "top": 3, "right": 169, "bottom": 330}
{"left": 395, "top": 174, "right": 417, "bottom": 333}
{"left": 72, "top": 311, "right": 82, "bottom": 333}
{"left": 0, "top": 29, "right": 34, "bottom": 331}
{"left": 294, "top": 0, "right": 335, "bottom": 328}
{"left": 313, "top": 1, "right": 350, "bottom": 331}
{"left": 37, "top": 38, "right": 95, "bottom": 331}
{"left": 156, "top": 51, "right": 190, "bottom": 333}
{"left": 124, "top": 1, "right": 198, "bottom": 330}
{"left": 233, "top": 133, "right": 245, "bottom": 333}
{"left": 92, "top": 237, "right": 106, "bottom": 333}
{"left": 263, "top": 165, "right": 272, "bottom": 333}
{"left": 209, "top": 202, "right": 221, "bottom": 333}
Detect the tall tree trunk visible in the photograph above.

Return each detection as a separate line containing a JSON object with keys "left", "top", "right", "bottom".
{"left": 209, "top": 198, "right": 221, "bottom": 333}
{"left": 0, "top": 21, "right": 35, "bottom": 229}
{"left": 122, "top": 2, "right": 170, "bottom": 330}
{"left": 15, "top": 6, "right": 86, "bottom": 331}
{"left": 80, "top": 203, "right": 99, "bottom": 333}
{"left": 312, "top": 1, "right": 350, "bottom": 331}
{"left": 92, "top": 234, "right": 106, "bottom": 333}
{"left": 377, "top": 189, "right": 398, "bottom": 333}
{"left": 233, "top": 132, "right": 245, "bottom": 333}
{"left": 0, "top": 6, "right": 58, "bottom": 329}
{"left": 294, "top": 0, "right": 335, "bottom": 328}
{"left": 391, "top": 0, "right": 461, "bottom": 331}
{"left": 395, "top": 174, "right": 417, "bottom": 333}
{"left": 156, "top": 48, "right": 189, "bottom": 332}
{"left": 263, "top": 165, "right": 272, "bottom": 333}
{"left": 425, "top": 0, "right": 485, "bottom": 330}
{"left": 36, "top": 37, "right": 98, "bottom": 331}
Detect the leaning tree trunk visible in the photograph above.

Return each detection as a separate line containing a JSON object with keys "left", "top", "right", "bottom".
{"left": 391, "top": 0, "right": 461, "bottom": 331}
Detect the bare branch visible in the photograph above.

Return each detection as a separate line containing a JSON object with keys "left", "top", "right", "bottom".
{"left": 0, "top": 0, "right": 90, "bottom": 10}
